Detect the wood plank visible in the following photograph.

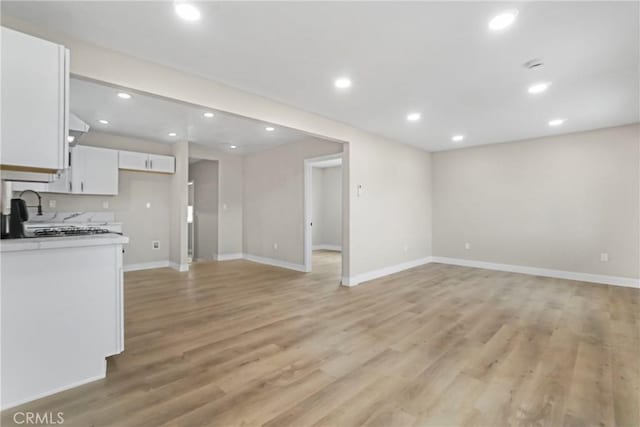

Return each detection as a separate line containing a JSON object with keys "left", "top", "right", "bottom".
{"left": 1, "top": 250, "right": 636, "bottom": 427}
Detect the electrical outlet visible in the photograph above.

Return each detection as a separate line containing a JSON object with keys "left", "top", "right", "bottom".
{"left": 102, "top": 200, "right": 109, "bottom": 209}
{"left": 146, "top": 202, "right": 151, "bottom": 209}
{"left": 273, "top": 243, "right": 278, "bottom": 250}
{"left": 222, "top": 203, "right": 228, "bottom": 211}
{"left": 48, "top": 200, "right": 56, "bottom": 208}
{"left": 600, "top": 253, "right": 609, "bottom": 262}
{"left": 403, "top": 245, "right": 409, "bottom": 253}
{"left": 152, "top": 240, "right": 160, "bottom": 250}
{"left": 465, "top": 242, "right": 471, "bottom": 250}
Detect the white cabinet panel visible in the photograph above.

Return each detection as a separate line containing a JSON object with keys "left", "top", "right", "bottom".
{"left": 1, "top": 27, "right": 69, "bottom": 172}
{"left": 71, "top": 146, "right": 118, "bottom": 195}
{"left": 1, "top": 243, "right": 125, "bottom": 408}
{"left": 148, "top": 154, "right": 175, "bottom": 173}
{"left": 11, "top": 162, "right": 70, "bottom": 194}
{"left": 10, "top": 181, "right": 50, "bottom": 193}
{"left": 118, "top": 150, "right": 148, "bottom": 171}
{"left": 47, "top": 169, "right": 71, "bottom": 193}
{"left": 119, "top": 151, "right": 175, "bottom": 174}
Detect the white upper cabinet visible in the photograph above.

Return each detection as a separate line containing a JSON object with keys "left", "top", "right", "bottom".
{"left": 118, "top": 150, "right": 148, "bottom": 171}
{"left": 70, "top": 146, "right": 119, "bottom": 195}
{"left": 1, "top": 27, "right": 69, "bottom": 172}
{"left": 119, "top": 151, "right": 175, "bottom": 174}
{"left": 148, "top": 154, "right": 175, "bottom": 173}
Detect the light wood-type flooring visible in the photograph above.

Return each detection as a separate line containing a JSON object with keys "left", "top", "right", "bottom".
{"left": 2, "top": 250, "right": 639, "bottom": 426}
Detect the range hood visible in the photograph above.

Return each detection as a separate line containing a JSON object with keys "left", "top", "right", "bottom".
{"left": 68, "top": 113, "right": 90, "bottom": 144}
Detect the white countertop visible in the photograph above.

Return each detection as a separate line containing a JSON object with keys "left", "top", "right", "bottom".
{"left": 25, "top": 222, "right": 123, "bottom": 227}
{"left": 0, "top": 234, "right": 129, "bottom": 252}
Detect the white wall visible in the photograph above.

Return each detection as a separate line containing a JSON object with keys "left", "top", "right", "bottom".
{"left": 312, "top": 166, "right": 342, "bottom": 248}
{"left": 432, "top": 124, "right": 640, "bottom": 280}
{"left": 312, "top": 168, "right": 324, "bottom": 245}
{"left": 189, "top": 143, "right": 243, "bottom": 257}
{"left": 169, "top": 141, "right": 189, "bottom": 270}
{"left": 243, "top": 139, "right": 343, "bottom": 266}
{"left": 322, "top": 166, "right": 342, "bottom": 247}
{"left": 349, "top": 138, "right": 433, "bottom": 277}
{"left": 17, "top": 131, "right": 173, "bottom": 268}
{"left": 189, "top": 160, "right": 218, "bottom": 261}
{"left": 3, "top": 18, "right": 434, "bottom": 281}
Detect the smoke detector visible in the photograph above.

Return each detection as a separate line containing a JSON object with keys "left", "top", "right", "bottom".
{"left": 524, "top": 58, "right": 544, "bottom": 69}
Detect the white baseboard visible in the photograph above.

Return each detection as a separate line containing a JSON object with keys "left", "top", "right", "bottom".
{"left": 313, "top": 244, "right": 342, "bottom": 252}
{"left": 243, "top": 254, "right": 307, "bottom": 272}
{"left": 216, "top": 252, "right": 244, "bottom": 261}
{"left": 431, "top": 257, "right": 640, "bottom": 289}
{"left": 123, "top": 260, "right": 170, "bottom": 272}
{"left": 169, "top": 262, "right": 189, "bottom": 272}
{"left": 342, "top": 257, "right": 433, "bottom": 287}
{"left": 1, "top": 364, "right": 106, "bottom": 411}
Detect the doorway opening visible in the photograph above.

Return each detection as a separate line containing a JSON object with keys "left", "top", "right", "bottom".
{"left": 304, "top": 153, "right": 343, "bottom": 275}
{"left": 187, "top": 158, "right": 220, "bottom": 263}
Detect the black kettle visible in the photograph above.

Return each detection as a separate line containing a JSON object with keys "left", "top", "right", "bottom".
{"left": 9, "top": 198, "right": 28, "bottom": 238}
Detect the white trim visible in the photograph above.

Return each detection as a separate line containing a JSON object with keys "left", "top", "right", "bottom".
{"left": 432, "top": 257, "right": 640, "bottom": 288}
{"left": 1, "top": 367, "right": 106, "bottom": 411}
{"left": 342, "top": 257, "right": 433, "bottom": 287}
{"left": 123, "top": 260, "right": 170, "bottom": 272}
{"left": 243, "top": 254, "right": 307, "bottom": 272}
{"left": 312, "top": 244, "right": 342, "bottom": 251}
{"left": 216, "top": 252, "right": 244, "bottom": 261}
{"left": 169, "top": 262, "right": 189, "bottom": 272}
{"left": 304, "top": 153, "right": 344, "bottom": 273}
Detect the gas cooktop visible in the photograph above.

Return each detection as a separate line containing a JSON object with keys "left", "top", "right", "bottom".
{"left": 27, "top": 226, "right": 119, "bottom": 238}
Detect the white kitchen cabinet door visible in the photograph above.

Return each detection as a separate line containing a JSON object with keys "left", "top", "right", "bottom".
{"left": 71, "top": 146, "right": 118, "bottom": 195}
{"left": 118, "top": 150, "right": 149, "bottom": 171}
{"left": 1, "top": 27, "right": 69, "bottom": 172}
{"left": 148, "top": 154, "right": 175, "bottom": 173}
{"left": 47, "top": 168, "right": 71, "bottom": 193}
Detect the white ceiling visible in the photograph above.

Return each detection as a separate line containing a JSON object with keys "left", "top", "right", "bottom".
{"left": 3, "top": 1, "right": 639, "bottom": 151}
{"left": 70, "top": 77, "right": 328, "bottom": 154}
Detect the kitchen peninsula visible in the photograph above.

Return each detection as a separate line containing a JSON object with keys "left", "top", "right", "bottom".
{"left": 1, "top": 233, "right": 128, "bottom": 409}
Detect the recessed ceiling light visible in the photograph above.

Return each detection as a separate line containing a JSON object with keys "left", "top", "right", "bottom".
{"left": 168, "top": 132, "right": 177, "bottom": 137}
{"left": 174, "top": 2, "right": 201, "bottom": 21}
{"left": 334, "top": 77, "right": 352, "bottom": 89}
{"left": 528, "top": 82, "right": 551, "bottom": 94}
{"left": 67, "top": 135, "right": 75, "bottom": 143}
{"left": 265, "top": 126, "right": 275, "bottom": 132}
{"left": 489, "top": 10, "right": 518, "bottom": 31}
{"left": 203, "top": 112, "right": 214, "bottom": 118}
{"left": 117, "top": 92, "right": 131, "bottom": 99}
{"left": 98, "top": 119, "right": 109, "bottom": 125}
{"left": 548, "top": 118, "right": 566, "bottom": 126}
{"left": 451, "top": 135, "right": 465, "bottom": 142}
{"left": 406, "top": 112, "right": 421, "bottom": 122}
{"left": 230, "top": 145, "right": 237, "bottom": 149}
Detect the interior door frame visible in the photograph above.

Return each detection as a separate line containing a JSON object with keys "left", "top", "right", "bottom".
{"left": 303, "top": 152, "right": 344, "bottom": 273}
